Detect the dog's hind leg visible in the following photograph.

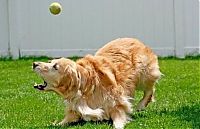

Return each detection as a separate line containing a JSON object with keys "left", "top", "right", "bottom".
{"left": 110, "top": 105, "right": 130, "bottom": 129}
{"left": 136, "top": 86, "right": 155, "bottom": 111}
{"left": 136, "top": 64, "right": 161, "bottom": 111}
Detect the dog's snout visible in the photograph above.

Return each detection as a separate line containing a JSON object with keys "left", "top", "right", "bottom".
{"left": 33, "top": 62, "right": 39, "bottom": 69}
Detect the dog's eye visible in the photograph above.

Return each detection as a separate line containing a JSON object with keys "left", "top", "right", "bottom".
{"left": 53, "top": 63, "right": 58, "bottom": 70}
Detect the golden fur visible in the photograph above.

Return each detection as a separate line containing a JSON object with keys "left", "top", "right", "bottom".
{"left": 33, "top": 38, "right": 161, "bottom": 129}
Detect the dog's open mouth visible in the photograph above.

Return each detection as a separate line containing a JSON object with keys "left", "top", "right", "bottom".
{"left": 34, "top": 81, "right": 47, "bottom": 90}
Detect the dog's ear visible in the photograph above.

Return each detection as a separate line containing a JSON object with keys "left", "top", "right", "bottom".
{"left": 64, "top": 64, "right": 79, "bottom": 80}
{"left": 64, "top": 65, "right": 76, "bottom": 75}
{"left": 64, "top": 64, "right": 81, "bottom": 87}
{"left": 98, "top": 68, "right": 117, "bottom": 87}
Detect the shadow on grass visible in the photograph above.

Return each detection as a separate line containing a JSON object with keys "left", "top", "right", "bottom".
{"left": 29, "top": 120, "right": 112, "bottom": 129}
{"left": 157, "top": 103, "right": 200, "bottom": 128}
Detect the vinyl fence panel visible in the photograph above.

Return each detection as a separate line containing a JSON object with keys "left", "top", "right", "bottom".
{"left": 0, "top": 0, "right": 9, "bottom": 57}
{"left": 0, "top": 0, "right": 199, "bottom": 58}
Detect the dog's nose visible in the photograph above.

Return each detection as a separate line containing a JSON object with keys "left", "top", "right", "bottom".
{"left": 33, "top": 62, "right": 39, "bottom": 69}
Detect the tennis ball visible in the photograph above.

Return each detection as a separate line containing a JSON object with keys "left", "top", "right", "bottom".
{"left": 49, "top": 2, "right": 62, "bottom": 15}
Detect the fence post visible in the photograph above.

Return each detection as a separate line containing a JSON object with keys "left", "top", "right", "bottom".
{"left": 7, "top": 0, "right": 21, "bottom": 59}
{"left": 174, "top": 0, "right": 185, "bottom": 58}
{"left": 199, "top": 0, "right": 200, "bottom": 54}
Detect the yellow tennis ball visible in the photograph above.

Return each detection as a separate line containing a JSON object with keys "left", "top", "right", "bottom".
{"left": 49, "top": 2, "right": 62, "bottom": 15}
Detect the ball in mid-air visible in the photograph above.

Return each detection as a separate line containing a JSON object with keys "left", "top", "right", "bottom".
{"left": 49, "top": 2, "right": 62, "bottom": 15}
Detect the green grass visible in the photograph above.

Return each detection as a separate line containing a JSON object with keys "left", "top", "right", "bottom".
{"left": 0, "top": 58, "right": 199, "bottom": 129}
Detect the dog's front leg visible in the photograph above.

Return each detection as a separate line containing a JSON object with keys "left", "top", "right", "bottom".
{"left": 110, "top": 106, "right": 128, "bottom": 129}
{"left": 57, "top": 110, "right": 80, "bottom": 126}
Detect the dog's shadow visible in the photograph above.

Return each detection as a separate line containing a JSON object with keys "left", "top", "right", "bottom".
{"left": 42, "top": 120, "right": 113, "bottom": 129}
{"left": 29, "top": 104, "right": 200, "bottom": 128}
{"left": 38, "top": 111, "right": 145, "bottom": 129}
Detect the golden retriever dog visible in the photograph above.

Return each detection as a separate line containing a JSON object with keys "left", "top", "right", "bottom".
{"left": 33, "top": 38, "right": 161, "bottom": 129}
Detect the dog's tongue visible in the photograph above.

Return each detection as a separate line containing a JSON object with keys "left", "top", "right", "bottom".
{"left": 34, "top": 81, "right": 47, "bottom": 90}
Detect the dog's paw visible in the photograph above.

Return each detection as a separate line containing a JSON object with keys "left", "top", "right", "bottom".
{"left": 94, "top": 108, "right": 104, "bottom": 120}
{"left": 113, "top": 122, "right": 125, "bottom": 129}
{"left": 57, "top": 122, "right": 65, "bottom": 126}
{"left": 88, "top": 108, "right": 104, "bottom": 120}
{"left": 95, "top": 108, "right": 104, "bottom": 115}
{"left": 51, "top": 120, "right": 59, "bottom": 126}
{"left": 82, "top": 108, "right": 104, "bottom": 121}
{"left": 51, "top": 120, "right": 67, "bottom": 127}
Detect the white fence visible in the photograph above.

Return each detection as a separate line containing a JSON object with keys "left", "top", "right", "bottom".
{"left": 0, "top": 0, "right": 199, "bottom": 58}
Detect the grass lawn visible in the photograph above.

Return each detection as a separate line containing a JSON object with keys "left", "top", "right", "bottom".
{"left": 0, "top": 57, "right": 199, "bottom": 129}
